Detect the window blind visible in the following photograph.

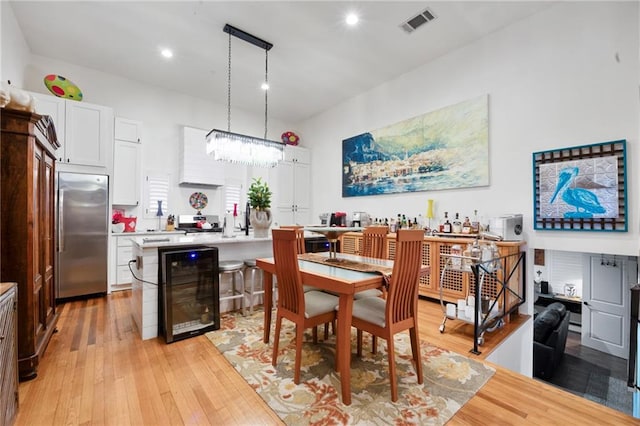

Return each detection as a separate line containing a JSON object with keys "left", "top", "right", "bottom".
{"left": 224, "top": 180, "right": 242, "bottom": 214}
{"left": 549, "top": 250, "right": 583, "bottom": 286}
{"left": 145, "top": 173, "right": 170, "bottom": 218}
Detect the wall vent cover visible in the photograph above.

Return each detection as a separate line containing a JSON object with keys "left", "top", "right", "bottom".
{"left": 401, "top": 8, "right": 437, "bottom": 34}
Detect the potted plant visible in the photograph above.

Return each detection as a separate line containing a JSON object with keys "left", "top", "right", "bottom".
{"left": 247, "top": 177, "right": 273, "bottom": 238}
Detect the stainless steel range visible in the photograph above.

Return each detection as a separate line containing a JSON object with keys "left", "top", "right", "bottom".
{"left": 175, "top": 215, "right": 223, "bottom": 233}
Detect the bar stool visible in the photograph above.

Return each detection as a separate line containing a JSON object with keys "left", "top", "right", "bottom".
{"left": 243, "top": 258, "right": 264, "bottom": 313}
{"left": 218, "top": 260, "right": 245, "bottom": 315}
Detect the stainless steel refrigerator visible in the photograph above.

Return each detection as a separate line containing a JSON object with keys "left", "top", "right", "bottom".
{"left": 57, "top": 172, "right": 109, "bottom": 299}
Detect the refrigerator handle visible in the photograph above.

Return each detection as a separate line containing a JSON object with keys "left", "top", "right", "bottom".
{"left": 58, "top": 189, "right": 64, "bottom": 252}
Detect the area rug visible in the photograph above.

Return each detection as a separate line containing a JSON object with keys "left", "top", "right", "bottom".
{"left": 546, "top": 353, "right": 633, "bottom": 415}
{"left": 206, "top": 309, "right": 495, "bottom": 425}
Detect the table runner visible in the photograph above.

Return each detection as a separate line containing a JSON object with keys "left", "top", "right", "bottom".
{"left": 298, "top": 252, "right": 393, "bottom": 286}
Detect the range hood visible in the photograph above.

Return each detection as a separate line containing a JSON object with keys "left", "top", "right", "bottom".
{"left": 180, "top": 126, "right": 225, "bottom": 187}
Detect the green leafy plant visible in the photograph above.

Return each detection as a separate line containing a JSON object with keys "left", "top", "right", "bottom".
{"left": 247, "top": 177, "right": 272, "bottom": 211}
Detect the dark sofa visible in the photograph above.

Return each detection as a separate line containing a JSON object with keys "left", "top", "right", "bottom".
{"left": 533, "top": 302, "right": 570, "bottom": 380}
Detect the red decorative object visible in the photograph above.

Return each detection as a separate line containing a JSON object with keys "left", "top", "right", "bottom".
{"left": 281, "top": 131, "right": 299, "bottom": 146}
{"left": 112, "top": 209, "right": 125, "bottom": 224}
{"left": 121, "top": 217, "right": 137, "bottom": 232}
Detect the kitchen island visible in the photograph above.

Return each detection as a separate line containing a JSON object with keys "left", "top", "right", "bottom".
{"left": 130, "top": 232, "right": 273, "bottom": 339}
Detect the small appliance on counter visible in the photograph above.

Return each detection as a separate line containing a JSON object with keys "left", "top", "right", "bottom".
{"left": 488, "top": 214, "right": 523, "bottom": 241}
{"left": 329, "top": 212, "right": 347, "bottom": 227}
{"left": 175, "top": 215, "right": 223, "bottom": 233}
{"left": 223, "top": 211, "right": 235, "bottom": 238}
{"left": 351, "top": 211, "right": 370, "bottom": 227}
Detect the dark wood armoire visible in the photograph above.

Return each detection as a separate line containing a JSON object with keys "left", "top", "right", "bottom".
{"left": 1, "top": 108, "right": 60, "bottom": 380}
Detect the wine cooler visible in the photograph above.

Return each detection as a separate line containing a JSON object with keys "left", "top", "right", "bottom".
{"left": 158, "top": 246, "right": 220, "bottom": 343}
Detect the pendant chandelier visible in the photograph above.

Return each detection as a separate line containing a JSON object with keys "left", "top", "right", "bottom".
{"left": 206, "top": 24, "right": 284, "bottom": 168}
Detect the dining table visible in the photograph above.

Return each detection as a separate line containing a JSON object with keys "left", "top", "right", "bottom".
{"left": 256, "top": 250, "right": 429, "bottom": 406}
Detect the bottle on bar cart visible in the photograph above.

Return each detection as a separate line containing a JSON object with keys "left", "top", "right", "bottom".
{"left": 452, "top": 212, "right": 462, "bottom": 233}
{"left": 442, "top": 212, "right": 452, "bottom": 233}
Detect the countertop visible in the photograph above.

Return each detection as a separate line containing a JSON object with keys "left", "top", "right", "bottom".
{"left": 112, "top": 230, "right": 186, "bottom": 236}
{"left": 131, "top": 231, "right": 272, "bottom": 248}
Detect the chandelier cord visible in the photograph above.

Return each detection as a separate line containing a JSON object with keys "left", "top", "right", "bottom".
{"left": 227, "top": 30, "right": 232, "bottom": 133}
{"left": 264, "top": 49, "right": 268, "bottom": 141}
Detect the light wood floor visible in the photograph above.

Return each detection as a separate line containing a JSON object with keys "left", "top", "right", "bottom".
{"left": 15, "top": 291, "right": 637, "bottom": 425}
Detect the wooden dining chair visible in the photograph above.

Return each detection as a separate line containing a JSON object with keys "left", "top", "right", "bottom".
{"left": 280, "top": 225, "right": 333, "bottom": 338}
{"left": 355, "top": 226, "right": 389, "bottom": 300}
{"left": 361, "top": 225, "right": 388, "bottom": 259}
{"left": 280, "top": 225, "right": 306, "bottom": 254}
{"left": 271, "top": 229, "right": 339, "bottom": 384}
{"left": 351, "top": 229, "right": 424, "bottom": 402}
{"left": 355, "top": 225, "right": 391, "bottom": 351}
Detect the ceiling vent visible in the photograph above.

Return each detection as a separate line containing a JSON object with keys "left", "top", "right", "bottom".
{"left": 400, "top": 8, "right": 436, "bottom": 34}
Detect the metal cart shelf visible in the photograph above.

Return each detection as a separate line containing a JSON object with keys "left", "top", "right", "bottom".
{"left": 439, "top": 249, "right": 526, "bottom": 354}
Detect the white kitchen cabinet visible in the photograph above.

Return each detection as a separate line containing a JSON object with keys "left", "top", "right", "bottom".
{"left": 275, "top": 146, "right": 311, "bottom": 225}
{"left": 113, "top": 118, "right": 142, "bottom": 205}
{"left": 30, "top": 91, "right": 113, "bottom": 168}
{"left": 114, "top": 117, "right": 142, "bottom": 142}
{"left": 110, "top": 235, "right": 135, "bottom": 291}
{"left": 179, "top": 126, "right": 224, "bottom": 186}
{"left": 64, "top": 101, "right": 112, "bottom": 167}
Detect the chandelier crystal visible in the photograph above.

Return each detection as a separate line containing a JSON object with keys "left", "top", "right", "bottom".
{"left": 206, "top": 129, "right": 284, "bottom": 168}
{"left": 207, "top": 24, "right": 284, "bottom": 168}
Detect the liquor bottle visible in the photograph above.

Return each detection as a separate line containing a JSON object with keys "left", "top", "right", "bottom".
{"left": 397, "top": 213, "right": 402, "bottom": 230}
{"left": 471, "top": 210, "right": 480, "bottom": 233}
{"left": 462, "top": 216, "right": 472, "bottom": 233}
{"left": 443, "top": 212, "right": 452, "bottom": 233}
{"left": 452, "top": 213, "right": 462, "bottom": 233}
{"left": 402, "top": 214, "right": 408, "bottom": 228}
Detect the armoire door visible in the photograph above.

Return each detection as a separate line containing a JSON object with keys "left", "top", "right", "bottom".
{"left": 42, "top": 153, "right": 56, "bottom": 324}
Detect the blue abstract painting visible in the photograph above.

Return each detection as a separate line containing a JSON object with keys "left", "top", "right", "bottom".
{"left": 342, "top": 95, "right": 489, "bottom": 197}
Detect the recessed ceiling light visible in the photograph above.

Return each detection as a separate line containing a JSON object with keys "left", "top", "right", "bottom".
{"left": 345, "top": 13, "right": 359, "bottom": 26}
{"left": 261, "top": 82, "right": 270, "bottom": 91}
{"left": 160, "top": 48, "right": 173, "bottom": 59}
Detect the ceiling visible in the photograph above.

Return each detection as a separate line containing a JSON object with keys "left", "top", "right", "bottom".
{"left": 9, "top": 1, "right": 553, "bottom": 123}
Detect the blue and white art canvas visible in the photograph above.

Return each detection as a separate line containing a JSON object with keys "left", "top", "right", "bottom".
{"left": 342, "top": 95, "right": 489, "bottom": 197}
{"left": 539, "top": 157, "right": 618, "bottom": 219}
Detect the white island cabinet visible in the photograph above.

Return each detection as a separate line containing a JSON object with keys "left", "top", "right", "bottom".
{"left": 130, "top": 233, "right": 273, "bottom": 340}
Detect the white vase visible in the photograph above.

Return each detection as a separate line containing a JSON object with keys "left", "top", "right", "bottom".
{"left": 250, "top": 209, "right": 272, "bottom": 238}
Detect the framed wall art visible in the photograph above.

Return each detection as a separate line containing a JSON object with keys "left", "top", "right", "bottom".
{"left": 342, "top": 94, "right": 489, "bottom": 197}
{"left": 532, "top": 139, "right": 627, "bottom": 232}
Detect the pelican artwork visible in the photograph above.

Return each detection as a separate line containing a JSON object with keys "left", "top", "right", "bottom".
{"left": 550, "top": 167, "right": 606, "bottom": 218}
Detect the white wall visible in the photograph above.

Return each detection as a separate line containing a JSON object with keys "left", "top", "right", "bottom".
{"left": 299, "top": 2, "right": 639, "bottom": 258}
{"left": 486, "top": 320, "right": 533, "bottom": 377}
{"left": 0, "top": 2, "right": 30, "bottom": 87}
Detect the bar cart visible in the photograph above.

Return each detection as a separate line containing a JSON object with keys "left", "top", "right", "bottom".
{"left": 439, "top": 241, "right": 526, "bottom": 354}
